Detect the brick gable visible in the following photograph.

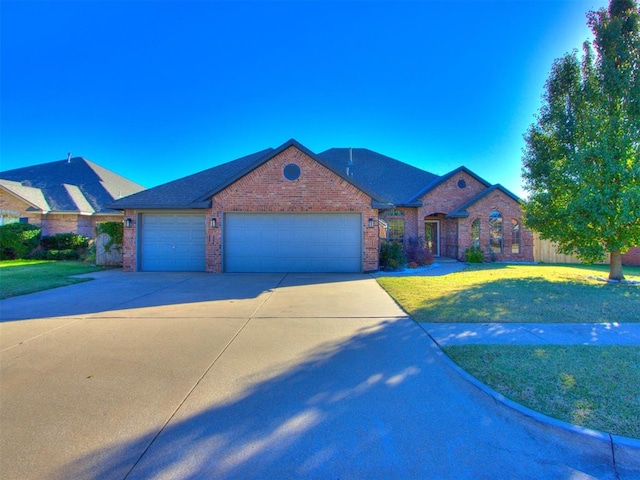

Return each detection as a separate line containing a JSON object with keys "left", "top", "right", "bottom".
{"left": 196, "top": 146, "right": 377, "bottom": 273}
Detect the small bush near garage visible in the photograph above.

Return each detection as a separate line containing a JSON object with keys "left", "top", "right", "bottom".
{"left": 465, "top": 246, "right": 484, "bottom": 263}
{"left": 0, "top": 223, "right": 42, "bottom": 259}
{"left": 380, "top": 241, "right": 407, "bottom": 270}
{"left": 405, "top": 237, "right": 434, "bottom": 266}
{"left": 40, "top": 233, "right": 89, "bottom": 251}
{"left": 34, "top": 233, "right": 90, "bottom": 261}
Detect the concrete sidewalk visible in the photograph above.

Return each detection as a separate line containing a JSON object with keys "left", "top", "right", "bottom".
{"left": 423, "top": 322, "right": 640, "bottom": 346}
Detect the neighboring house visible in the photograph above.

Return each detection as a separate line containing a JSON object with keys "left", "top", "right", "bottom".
{"left": 0, "top": 155, "right": 145, "bottom": 238}
{"left": 110, "top": 139, "right": 533, "bottom": 273}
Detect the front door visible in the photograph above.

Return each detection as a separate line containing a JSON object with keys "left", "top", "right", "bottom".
{"left": 425, "top": 220, "right": 440, "bottom": 256}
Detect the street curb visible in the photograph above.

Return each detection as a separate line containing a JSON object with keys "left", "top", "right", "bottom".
{"left": 420, "top": 328, "right": 640, "bottom": 473}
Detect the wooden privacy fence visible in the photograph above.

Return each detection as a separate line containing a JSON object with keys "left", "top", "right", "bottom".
{"left": 95, "top": 233, "right": 123, "bottom": 266}
{"left": 532, "top": 232, "right": 610, "bottom": 264}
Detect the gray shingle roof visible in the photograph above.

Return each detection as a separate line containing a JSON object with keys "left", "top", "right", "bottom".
{"left": 0, "top": 179, "right": 51, "bottom": 211}
{"left": 1, "top": 157, "right": 145, "bottom": 213}
{"left": 109, "top": 148, "right": 275, "bottom": 209}
{"left": 108, "top": 139, "right": 519, "bottom": 212}
{"left": 317, "top": 148, "right": 440, "bottom": 205}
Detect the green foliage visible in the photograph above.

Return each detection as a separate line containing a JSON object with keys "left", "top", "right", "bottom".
{"left": 379, "top": 241, "right": 407, "bottom": 270}
{"left": 45, "top": 249, "right": 80, "bottom": 260}
{"left": 40, "top": 233, "right": 89, "bottom": 250}
{"left": 522, "top": 0, "right": 640, "bottom": 280}
{"left": 95, "top": 221, "right": 123, "bottom": 253}
{"left": 0, "top": 223, "right": 41, "bottom": 259}
{"left": 405, "top": 237, "right": 434, "bottom": 266}
{"left": 464, "top": 246, "right": 484, "bottom": 263}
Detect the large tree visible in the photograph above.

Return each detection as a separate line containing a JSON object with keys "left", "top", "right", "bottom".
{"left": 522, "top": 0, "right": 640, "bottom": 281}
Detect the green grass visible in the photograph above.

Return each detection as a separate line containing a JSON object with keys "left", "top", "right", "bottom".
{"left": 444, "top": 345, "right": 640, "bottom": 439}
{"left": 377, "top": 264, "right": 640, "bottom": 323}
{"left": 0, "top": 260, "right": 103, "bottom": 299}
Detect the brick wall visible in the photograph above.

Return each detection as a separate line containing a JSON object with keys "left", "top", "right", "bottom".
{"left": 458, "top": 191, "right": 533, "bottom": 262}
{"left": 122, "top": 210, "right": 137, "bottom": 272}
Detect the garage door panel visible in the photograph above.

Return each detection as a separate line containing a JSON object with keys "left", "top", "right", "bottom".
{"left": 141, "top": 214, "right": 205, "bottom": 272}
{"left": 225, "top": 214, "right": 362, "bottom": 273}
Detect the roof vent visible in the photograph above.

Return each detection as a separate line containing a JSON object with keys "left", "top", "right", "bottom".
{"left": 67, "top": 152, "right": 72, "bottom": 163}
{"left": 346, "top": 147, "right": 354, "bottom": 177}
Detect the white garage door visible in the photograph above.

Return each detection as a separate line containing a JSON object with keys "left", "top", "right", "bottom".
{"left": 140, "top": 214, "right": 205, "bottom": 271}
{"left": 225, "top": 214, "right": 362, "bottom": 272}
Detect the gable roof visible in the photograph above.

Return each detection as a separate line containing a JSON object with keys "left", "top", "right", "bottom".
{"left": 448, "top": 184, "right": 523, "bottom": 218}
{"left": 317, "top": 148, "right": 439, "bottom": 206}
{"left": 404, "top": 166, "right": 492, "bottom": 205}
{"left": 0, "top": 179, "right": 51, "bottom": 211}
{"left": 0, "top": 157, "right": 145, "bottom": 214}
{"left": 110, "top": 139, "right": 386, "bottom": 210}
{"left": 108, "top": 138, "right": 521, "bottom": 213}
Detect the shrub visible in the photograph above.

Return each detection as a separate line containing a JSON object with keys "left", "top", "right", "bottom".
{"left": 405, "top": 237, "right": 434, "bottom": 266}
{"left": 465, "top": 246, "right": 484, "bottom": 263}
{"left": 46, "top": 249, "right": 80, "bottom": 260}
{"left": 0, "top": 223, "right": 41, "bottom": 259}
{"left": 380, "top": 241, "right": 407, "bottom": 270}
{"left": 40, "top": 233, "right": 89, "bottom": 251}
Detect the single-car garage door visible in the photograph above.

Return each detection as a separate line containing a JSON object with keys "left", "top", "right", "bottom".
{"left": 140, "top": 214, "right": 205, "bottom": 271}
{"left": 225, "top": 213, "right": 362, "bottom": 272}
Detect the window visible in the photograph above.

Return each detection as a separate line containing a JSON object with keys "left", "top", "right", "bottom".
{"left": 511, "top": 219, "right": 521, "bottom": 254}
{"left": 489, "top": 211, "right": 503, "bottom": 253}
{"left": 381, "top": 209, "right": 405, "bottom": 243}
{"left": 471, "top": 218, "right": 480, "bottom": 248}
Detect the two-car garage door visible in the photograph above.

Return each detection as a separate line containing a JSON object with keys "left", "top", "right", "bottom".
{"left": 224, "top": 213, "right": 362, "bottom": 272}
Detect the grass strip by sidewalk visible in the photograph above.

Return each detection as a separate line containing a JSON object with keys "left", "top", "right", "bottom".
{"left": 377, "top": 264, "right": 640, "bottom": 323}
{"left": 444, "top": 344, "right": 640, "bottom": 439}
{"left": 0, "top": 260, "right": 102, "bottom": 299}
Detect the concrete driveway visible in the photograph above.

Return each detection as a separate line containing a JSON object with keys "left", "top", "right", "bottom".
{"left": 0, "top": 271, "right": 632, "bottom": 479}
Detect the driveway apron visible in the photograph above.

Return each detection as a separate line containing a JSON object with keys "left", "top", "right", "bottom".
{"left": 0, "top": 272, "right": 630, "bottom": 479}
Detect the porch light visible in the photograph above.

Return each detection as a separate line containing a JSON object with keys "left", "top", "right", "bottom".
{"left": 125, "top": 218, "right": 132, "bottom": 228}
{"left": 368, "top": 218, "right": 375, "bottom": 228}
{"left": 210, "top": 218, "right": 217, "bottom": 228}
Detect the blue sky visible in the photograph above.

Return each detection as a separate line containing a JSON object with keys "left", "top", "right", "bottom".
{"left": 1, "top": 0, "right": 608, "bottom": 198}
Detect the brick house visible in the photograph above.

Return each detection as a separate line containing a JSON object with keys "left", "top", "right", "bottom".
{"left": 110, "top": 139, "right": 533, "bottom": 273}
{"left": 0, "top": 155, "right": 145, "bottom": 237}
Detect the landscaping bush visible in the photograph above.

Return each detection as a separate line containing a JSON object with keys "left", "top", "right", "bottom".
{"left": 465, "top": 246, "right": 484, "bottom": 263}
{"left": 40, "top": 233, "right": 89, "bottom": 251}
{"left": 405, "top": 237, "right": 434, "bottom": 266}
{"left": 380, "top": 241, "right": 407, "bottom": 270}
{"left": 46, "top": 249, "right": 80, "bottom": 260}
{"left": 0, "top": 223, "right": 41, "bottom": 259}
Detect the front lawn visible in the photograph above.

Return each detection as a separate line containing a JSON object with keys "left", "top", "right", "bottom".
{"left": 0, "top": 260, "right": 102, "bottom": 299}
{"left": 444, "top": 345, "right": 640, "bottom": 439}
{"left": 377, "top": 264, "right": 640, "bottom": 323}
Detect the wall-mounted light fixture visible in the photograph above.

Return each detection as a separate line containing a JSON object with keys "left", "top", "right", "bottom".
{"left": 210, "top": 218, "right": 217, "bottom": 228}
{"left": 368, "top": 218, "right": 375, "bottom": 228}
{"left": 125, "top": 218, "right": 133, "bottom": 228}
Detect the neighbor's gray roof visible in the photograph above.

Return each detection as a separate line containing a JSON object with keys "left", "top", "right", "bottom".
{"left": 0, "top": 157, "right": 145, "bottom": 214}
{"left": 0, "top": 179, "right": 51, "bottom": 211}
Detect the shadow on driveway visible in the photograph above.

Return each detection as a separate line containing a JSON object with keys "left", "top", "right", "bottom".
{"left": 51, "top": 318, "right": 615, "bottom": 480}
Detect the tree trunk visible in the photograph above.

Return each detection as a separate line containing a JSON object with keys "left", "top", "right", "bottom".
{"left": 609, "top": 250, "right": 625, "bottom": 281}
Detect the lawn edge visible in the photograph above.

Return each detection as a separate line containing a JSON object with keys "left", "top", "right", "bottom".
{"left": 413, "top": 322, "right": 640, "bottom": 473}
